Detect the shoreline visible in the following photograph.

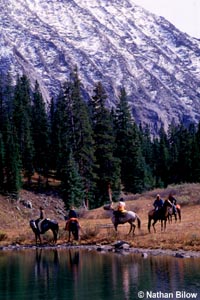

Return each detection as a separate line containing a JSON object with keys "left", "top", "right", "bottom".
{"left": 1, "top": 243, "right": 200, "bottom": 258}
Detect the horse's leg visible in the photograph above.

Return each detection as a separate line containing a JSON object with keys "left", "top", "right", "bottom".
{"left": 35, "top": 233, "right": 38, "bottom": 245}
{"left": 148, "top": 216, "right": 152, "bottom": 233}
{"left": 128, "top": 221, "right": 133, "bottom": 235}
{"left": 161, "top": 220, "right": 164, "bottom": 231}
{"left": 174, "top": 212, "right": 177, "bottom": 222}
{"left": 168, "top": 214, "right": 172, "bottom": 224}
{"left": 38, "top": 233, "right": 42, "bottom": 245}
{"left": 164, "top": 219, "right": 167, "bottom": 231}
{"left": 152, "top": 220, "right": 158, "bottom": 233}
{"left": 132, "top": 223, "right": 136, "bottom": 235}
{"left": 178, "top": 209, "right": 181, "bottom": 221}
{"left": 52, "top": 229, "right": 57, "bottom": 244}
{"left": 68, "top": 229, "right": 71, "bottom": 242}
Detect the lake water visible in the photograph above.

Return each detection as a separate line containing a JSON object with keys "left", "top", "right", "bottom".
{"left": 0, "top": 248, "right": 200, "bottom": 300}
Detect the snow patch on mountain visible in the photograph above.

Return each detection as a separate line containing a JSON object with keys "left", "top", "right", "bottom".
{"left": 0, "top": 0, "right": 200, "bottom": 133}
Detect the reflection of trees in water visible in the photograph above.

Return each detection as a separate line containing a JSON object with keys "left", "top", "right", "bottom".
{"left": 68, "top": 250, "right": 80, "bottom": 299}
{"left": 1, "top": 250, "right": 200, "bottom": 300}
{"left": 107, "top": 254, "right": 197, "bottom": 298}
{"left": 34, "top": 248, "right": 60, "bottom": 290}
{"left": 110, "top": 254, "right": 139, "bottom": 300}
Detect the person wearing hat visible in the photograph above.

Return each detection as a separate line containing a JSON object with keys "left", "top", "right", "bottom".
{"left": 114, "top": 198, "right": 126, "bottom": 221}
{"left": 117, "top": 198, "right": 126, "bottom": 213}
{"left": 153, "top": 194, "right": 164, "bottom": 211}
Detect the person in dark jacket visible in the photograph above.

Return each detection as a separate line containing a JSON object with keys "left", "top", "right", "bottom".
{"left": 68, "top": 206, "right": 78, "bottom": 219}
{"left": 153, "top": 194, "right": 164, "bottom": 211}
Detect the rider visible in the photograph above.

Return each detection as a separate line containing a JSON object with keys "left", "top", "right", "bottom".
{"left": 65, "top": 206, "right": 80, "bottom": 231}
{"left": 168, "top": 193, "right": 177, "bottom": 214}
{"left": 38, "top": 206, "right": 46, "bottom": 233}
{"left": 117, "top": 198, "right": 126, "bottom": 213}
{"left": 114, "top": 198, "right": 126, "bottom": 220}
{"left": 153, "top": 194, "right": 164, "bottom": 211}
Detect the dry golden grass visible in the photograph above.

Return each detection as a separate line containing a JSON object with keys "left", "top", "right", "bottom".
{"left": 0, "top": 183, "right": 200, "bottom": 251}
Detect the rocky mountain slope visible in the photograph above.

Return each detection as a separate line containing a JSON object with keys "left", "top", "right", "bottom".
{"left": 1, "top": 0, "right": 200, "bottom": 133}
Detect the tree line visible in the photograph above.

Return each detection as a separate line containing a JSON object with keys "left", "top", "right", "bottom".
{"left": 1, "top": 69, "right": 200, "bottom": 209}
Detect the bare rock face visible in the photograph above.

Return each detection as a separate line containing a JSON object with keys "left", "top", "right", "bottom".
{"left": 1, "top": 0, "right": 200, "bottom": 134}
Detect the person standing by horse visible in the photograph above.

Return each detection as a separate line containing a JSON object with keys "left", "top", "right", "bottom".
{"left": 153, "top": 194, "right": 164, "bottom": 211}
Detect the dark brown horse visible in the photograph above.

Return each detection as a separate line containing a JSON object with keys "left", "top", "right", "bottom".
{"left": 148, "top": 199, "right": 173, "bottom": 233}
{"left": 30, "top": 219, "right": 59, "bottom": 245}
{"left": 65, "top": 219, "right": 80, "bottom": 242}
{"left": 168, "top": 204, "right": 181, "bottom": 223}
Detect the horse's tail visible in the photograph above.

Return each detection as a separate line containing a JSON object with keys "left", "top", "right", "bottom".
{"left": 176, "top": 205, "right": 181, "bottom": 221}
{"left": 136, "top": 214, "right": 141, "bottom": 229}
{"left": 148, "top": 215, "right": 151, "bottom": 233}
{"left": 53, "top": 222, "right": 59, "bottom": 242}
{"left": 48, "top": 220, "right": 59, "bottom": 242}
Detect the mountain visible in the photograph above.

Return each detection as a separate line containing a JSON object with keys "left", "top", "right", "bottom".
{"left": 1, "top": 0, "right": 200, "bottom": 133}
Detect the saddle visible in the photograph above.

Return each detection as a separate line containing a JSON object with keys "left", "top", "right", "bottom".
{"left": 65, "top": 218, "right": 79, "bottom": 231}
{"left": 113, "top": 210, "right": 127, "bottom": 218}
{"left": 37, "top": 218, "right": 49, "bottom": 233}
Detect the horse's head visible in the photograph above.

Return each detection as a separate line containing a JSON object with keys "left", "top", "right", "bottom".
{"left": 164, "top": 199, "right": 173, "bottom": 207}
{"left": 30, "top": 220, "right": 37, "bottom": 229}
{"left": 103, "top": 203, "right": 113, "bottom": 211}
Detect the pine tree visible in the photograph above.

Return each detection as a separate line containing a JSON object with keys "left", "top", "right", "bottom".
{"left": 61, "top": 151, "right": 84, "bottom": 209}
{"left": 32, "top": 81, "right": 49, "bottom": 182}
{"left": 13, "top": 75, "right": 34, "bottom": 185}
{"left": 153, "top": 125, "right": 169, "bottom": 187}
{"left": 89, "top": 82, "right": 121, "bottom": 206}
{"left": 4, "top": 118, "right": 21, "bottom": 197}
{"left": 0, "top": 132, "right": 5, "bottom": 191}
{"left": 192, "top": 122, "right": 200, "bottom": 182}
{"left": 175, "top": 124, "right": 193, "bottom": 183}
{"left": 114, "top": 88, "right": 146, "bottom": 193}
{"left": 52, "top": 88, "right": 70, "bottom": 178}
{"left": 67, "top": 68, "right": 96, "bottom": 207}
{"left": 48, "top": 97, "right": 57, "bottom": 171}
{"left": 138, "top": 124, "right": 155, "bottom": 190}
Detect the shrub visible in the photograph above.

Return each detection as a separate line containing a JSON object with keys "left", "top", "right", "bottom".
{"left": 0, "top": 232, "right": 8, "bottom": 241}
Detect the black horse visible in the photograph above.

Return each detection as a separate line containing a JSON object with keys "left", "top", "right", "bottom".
{"left": 30, "top": 219, "right": 59, "bottom": 245}
{"left": 168, "top": 204, "right": 181, "bottom": 223}
{"left": 65, "top": 219, "right": 80, "bottom": 242}
{"left": 148, "top": 199, "right": 173, "bottom": 233}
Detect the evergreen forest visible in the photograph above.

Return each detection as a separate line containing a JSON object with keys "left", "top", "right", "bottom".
{"left": 1, "top": 69, "right": 200, "bottom": 209}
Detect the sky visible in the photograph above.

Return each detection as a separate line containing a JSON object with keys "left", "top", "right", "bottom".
{"left": 133, "top": 0, "right": 200, "bottom": 38}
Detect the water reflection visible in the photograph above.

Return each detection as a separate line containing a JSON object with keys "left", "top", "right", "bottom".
{"left": 0, "top": 249, "right": 199, "bottom": 300}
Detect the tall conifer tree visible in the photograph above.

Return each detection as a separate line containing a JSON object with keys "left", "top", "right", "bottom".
{"left": 67, "top": 68, "right": 96, "bottom": 207}
{"left": 114, "top": 88, "right": 146, "bottom": 193}
{"left": 32, "top": 81, "right": 49, "bottom": 181}
{"left": 89, "top": 82, "right": 121, "bottom": 205}
{"left": 13, "top": 75, "right": 34, "bottom": 185}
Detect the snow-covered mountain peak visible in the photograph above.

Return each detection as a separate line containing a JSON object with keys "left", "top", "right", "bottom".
{"left": 1, "top": 0, "right": 200, "bottom": 133}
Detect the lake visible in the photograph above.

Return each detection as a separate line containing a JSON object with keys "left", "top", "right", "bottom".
{"left": 0, "top": 247, "right": 199, "bottom": 300}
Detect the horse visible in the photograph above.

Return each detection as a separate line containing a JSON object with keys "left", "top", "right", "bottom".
{"left": 30, "top": 218, "right": 59, "bottom": 245}
{"left": 148, "top": 199, "right": 173, "bottom": 233}
{"left": 65, "top": 218, "right": 80, "bottom": 242}
{"left": 104, "top": 203, "right": 141, "bottom": 235}
{"left": 168, "top": 204, "right": 181, "bottom": 223}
